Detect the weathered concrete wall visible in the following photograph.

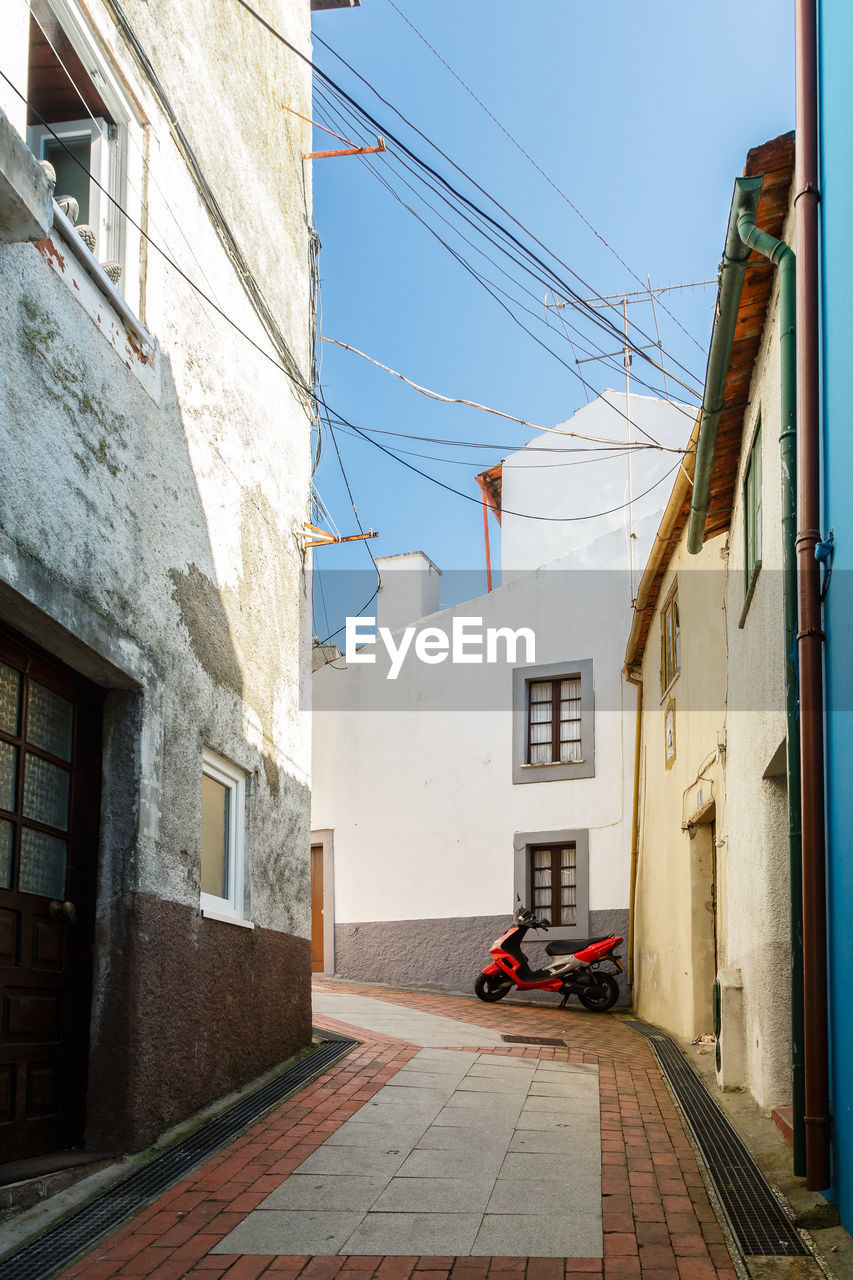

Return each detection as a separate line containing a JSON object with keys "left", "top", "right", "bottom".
{"left": 0, "top": 0, "right": 315, "bottom": 1149}
{"left": 632, "top": 534, "right": 727, "bottom": 1043}
{"left": 633, "top": 204, "right": 796, "bottom": 1113}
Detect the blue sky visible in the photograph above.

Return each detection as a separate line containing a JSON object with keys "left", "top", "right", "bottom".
{"left": 308, "top": 1, "right": 793, "bottom": 639}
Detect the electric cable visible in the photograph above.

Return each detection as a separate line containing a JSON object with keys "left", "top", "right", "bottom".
{"left": 336, "top": 410, "right": 683, "bottom": 524}
{"left": 5, "top": 69, "right": 692, "bottom": 545}
{"left": 382, "top": 0, "right": 707, "bottom": 355}
{"left": 310, "top": 26, "right": 703, "bottom": 388}
{"left": 311, "top": 86, "right": 700, "bottom": 416}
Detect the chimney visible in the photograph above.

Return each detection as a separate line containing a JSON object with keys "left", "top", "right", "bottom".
{"left": 374, "top": 552, "right": 441, "bottom": 633}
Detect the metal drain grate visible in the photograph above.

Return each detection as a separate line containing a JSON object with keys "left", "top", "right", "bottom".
{"left": 0, "top": 1032, "right": 357, "bottom": 1280}
{"left": 501, "top": 1034, "right": 566, "bottom": 1047}
{"left": 625, "top": 1021, "right": 806, "bottom": 1257}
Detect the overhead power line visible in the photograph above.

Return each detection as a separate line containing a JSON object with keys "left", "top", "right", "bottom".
{"left": 3, "top": 71, "right": 689, "bottom": 470}
{"left": 311, "top": 86, "right": 700, "bottom": 414}
{"left": 382, "top": 0, "right": 706, "bottom": 355}
{"left": 4, "top": 76, "right": 693, "bottom": 543}
{"left": 321, "top": 337, "right": 687, "bottom": 452}
{"left": 333, "top": 410, "right": 684, "bottom": 525}
{"left": 229, "top": 0, "right": 702, "bottom": 393}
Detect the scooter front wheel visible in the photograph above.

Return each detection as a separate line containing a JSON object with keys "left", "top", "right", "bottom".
{"left": 577, "top": 973, "right": 619, "bottom": 1012}
{"left": 474, "top": 972, "right": 513, "bottom": 1002}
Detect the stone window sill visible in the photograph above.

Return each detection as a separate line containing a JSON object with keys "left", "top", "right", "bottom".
{"left": 201, "top": 908, "right": 255, "bottom": 931}
{"left": 36, "top": 202, "right": 160, "bottom": 401}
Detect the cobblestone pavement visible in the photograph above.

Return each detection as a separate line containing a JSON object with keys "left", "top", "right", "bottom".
{"left": 56, "top": 983, "right": 740, "bottom": 1280}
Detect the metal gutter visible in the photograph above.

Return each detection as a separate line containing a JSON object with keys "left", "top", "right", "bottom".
{"left": 624, "top": 666, "right": 642, "bottom": 987}
{"left": 52, "top": 202, "right": 155, "bottom": 359}
{"left": 736, "top": 195, "right": 805, "bottom": 1178}
{"left": 686, "top": 177, "right": 764, "bottom": 555}
{"left": 624, "top": 423, "right": 698, "bottom": 667}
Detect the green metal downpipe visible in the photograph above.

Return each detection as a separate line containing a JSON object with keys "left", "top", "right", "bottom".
{"left": 737, "top": 191, "right": 805, "bottom": 1178}
{"left": 688, "top": 172, "right": 804, "bottom": 1176}
{"left": 687, "top": 177, "right": 763, "bottom": 555}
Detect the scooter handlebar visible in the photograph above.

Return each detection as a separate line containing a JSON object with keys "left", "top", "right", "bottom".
{"left": 514, "top": 906, "right": 550, "bottom": 930}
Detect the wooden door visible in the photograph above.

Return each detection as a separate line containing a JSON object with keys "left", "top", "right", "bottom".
{"left": 0, "top": 626, "right": 102, "bottom": 1161}
{"left": 310, "top": 844, "right": 324, "bottom": 973}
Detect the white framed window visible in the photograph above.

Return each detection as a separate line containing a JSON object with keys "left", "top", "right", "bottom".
{"left": 28, "top": 116, "right": 114, "bottom": 262}
{"left": 200, "top": 748, "right": 251, "bottom": 927}
{"left": 24, "top": 0, "right": 144, "bottom": 312}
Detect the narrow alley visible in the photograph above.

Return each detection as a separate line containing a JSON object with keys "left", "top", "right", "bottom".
{"left": 40, "top": 986, "right": 752, "bottom": 1280}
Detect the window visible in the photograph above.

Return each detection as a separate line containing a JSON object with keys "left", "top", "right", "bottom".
{"left": 513, "top": 829, "right": 590, "bottom": 940}
{"left": 527, "top": 678, "right": 582, "bottom": 765}
{"left": 660, "top": 587, "right": 681, "bottom": 696}
{"left": 744, "top": 423, "right": 762, "bottom": 588}
{"left": 25, "top": 0, "right": 142, "bottom": 307}
{"left": 512, "top": 659, "right": 594, "bottom": 783}
{"left": 29, "top": 117, "right": 114, "bottom": 260}
{"left": 200, "top": 749, "right": 250, "bottom": 926}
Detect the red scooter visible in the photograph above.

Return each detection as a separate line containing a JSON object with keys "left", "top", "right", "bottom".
{"left": 474, "top": 904, "right": 623, "bottom": 1012}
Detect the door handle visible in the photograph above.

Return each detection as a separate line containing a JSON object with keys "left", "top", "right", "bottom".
{"left": 49, "top": 900, "right": 77, "bottom": 923}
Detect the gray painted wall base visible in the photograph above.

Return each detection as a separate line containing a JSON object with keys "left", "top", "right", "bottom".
{"left": 333, "top": 910, "right": 631, "bottom": 1006}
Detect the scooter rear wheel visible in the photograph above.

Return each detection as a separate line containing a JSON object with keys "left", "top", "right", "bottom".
{"left": 474, "top": 972, "right": 512, "bottom": 1002}
{"left": 577, "top": 973, "right": 619, "bottom": 1012}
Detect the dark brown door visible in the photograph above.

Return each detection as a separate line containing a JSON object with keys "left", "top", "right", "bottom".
{"left": 310, "top": 844, "right": 324, "bottom": 973}
{"left": 0, "top": 626, "right": 102, "bottom": 1161}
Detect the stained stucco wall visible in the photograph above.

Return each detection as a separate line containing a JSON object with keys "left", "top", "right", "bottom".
{"left": 500, "top": 392, "right": 693, "bottom": 580}
{"left": 722, "top": 214, "right": 792, "bottom": 1111}
{"left": 632, "top": 534, "right": 727, "bottom": 1043}
{"left": 634, "top": 205, "right": 795, "bottom": 1110}
{"left": 0, "top": 0, "right": 315, "bottom": 1148}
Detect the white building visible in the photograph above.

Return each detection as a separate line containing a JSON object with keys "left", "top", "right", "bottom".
{"left": 311, "top": 392, "right": 691, "bottom": 994}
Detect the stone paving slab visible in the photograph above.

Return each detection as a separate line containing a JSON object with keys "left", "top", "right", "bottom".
{"left": 54, "top": 981, "right": 742, "bottom": 1280}
{"left": 396, "top": 1147, "right": 507, "bottom": 1180}
{"left": 341, "top": 1211, "right": 484, "bottom": 1256}
{"left": 471, "top": 1213, "right": 603, "bottom": 1258}
{"left": 261, "top": 1175, "right": 388, "bottom": 1212}
{"left": 296, "top": 1145, "right": 410, "bottom": 1178}
{"left": 215, "top": 1046, "right": 602, "bottom": 1259}
{"left": 414, "top": 1121, "right": 515, "bottom": 1150}
{"left": 372, "top": 1175, "right": 497, "bottom": 1213}
{"left": 213, "top": 1210, "right": 364, "bottom": 1255}
{"left": 311, "top": 991, "right": 506, "bottom": 1047}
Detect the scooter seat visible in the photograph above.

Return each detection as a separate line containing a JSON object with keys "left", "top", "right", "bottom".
{"left": 545, "top": 935, "right": 610, "bottom": 956}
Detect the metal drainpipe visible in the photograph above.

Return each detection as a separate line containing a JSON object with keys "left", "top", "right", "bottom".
{"left": 736, "top": 200, "right": 805, "bottom": 1178}
{"left": 624, "top": 667, "right": 643, "bottom": 988}
{"left": 795, "top": 0, "right": 832, "bottom": 1193}
{"left": 686, "top": 178, "right": 764, "bottom": 555}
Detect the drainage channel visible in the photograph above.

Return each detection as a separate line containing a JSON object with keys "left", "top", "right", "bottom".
{"left": 501, "top": 1034, "right": 567, "bottom": 1047}
{"left": 626, "top": 1020, "right": 806, "bottom": 1257}
{"left": 0, "top": 1032, "right": 357, "bottom": 1280}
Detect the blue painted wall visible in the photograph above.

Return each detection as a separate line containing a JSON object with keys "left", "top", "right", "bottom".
{"left": 818, "top": 0, "right": 853, "bottom": 1233}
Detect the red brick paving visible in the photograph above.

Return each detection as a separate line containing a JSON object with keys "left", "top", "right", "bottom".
{"left": 53, "top": 984, "right": 738, "bottom": 1280}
